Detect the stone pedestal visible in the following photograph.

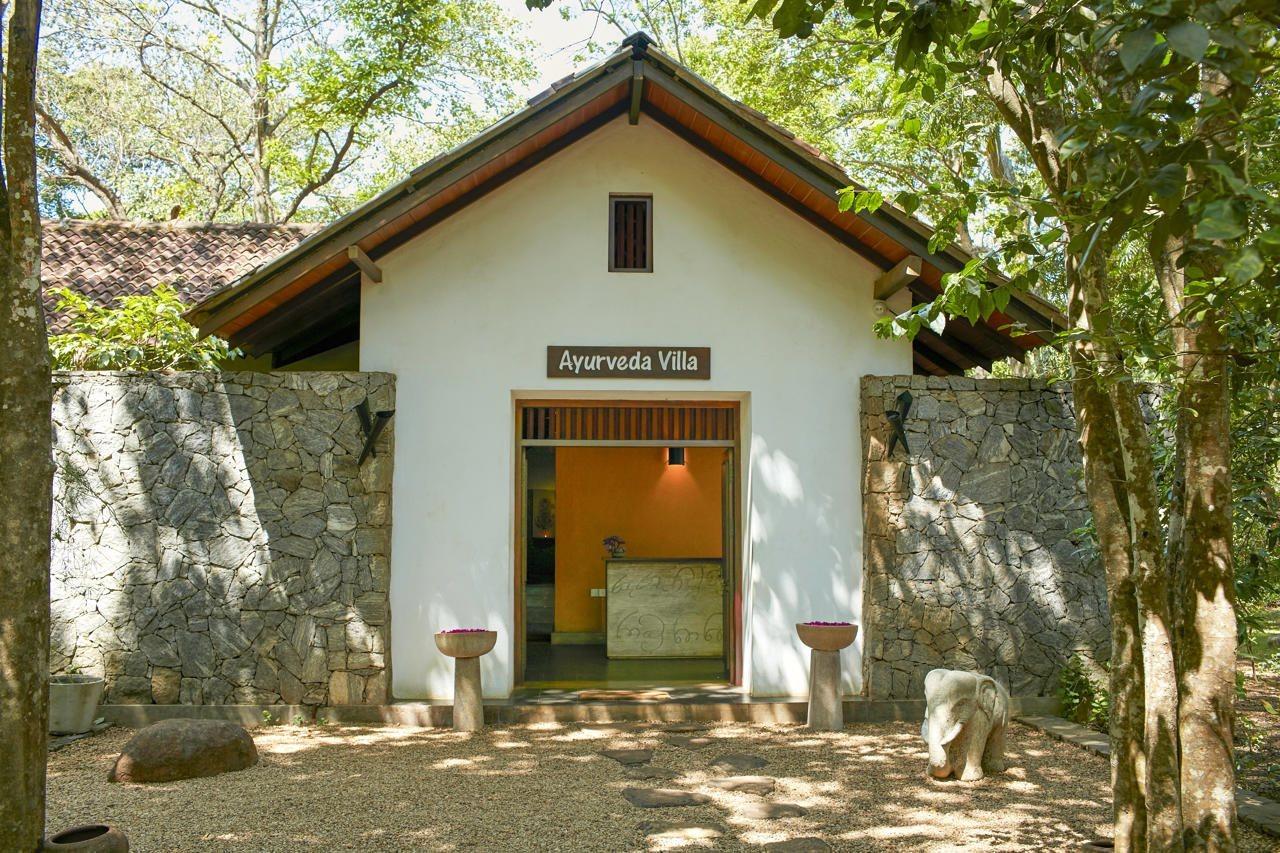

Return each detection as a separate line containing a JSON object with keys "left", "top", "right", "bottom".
{"left": 452, "top": 656, "right": 484, "bottom": 732}
{"left": 795, "top": 622, "right": 857, "bottom": 732}
{"left": 806, "top": 649, "right": 842, "bottom": 731}
{"left": 434, "top": 630, "right": 497, "bottom": 733}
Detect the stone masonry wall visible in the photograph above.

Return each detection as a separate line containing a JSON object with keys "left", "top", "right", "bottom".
{"left": 50, "top": 371, "right": 395, "bottom": 706}
{"left": 860, "top": 375, "right": 1110, "bottom": 699}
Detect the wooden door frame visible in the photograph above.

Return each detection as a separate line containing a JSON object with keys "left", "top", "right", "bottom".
{"left": 511, "top": 393, "right": 747, "bottom": 688}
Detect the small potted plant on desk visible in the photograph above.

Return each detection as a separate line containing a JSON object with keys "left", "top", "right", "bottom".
{"left": 602, "top": 535, "right": 626, "bottom": 558}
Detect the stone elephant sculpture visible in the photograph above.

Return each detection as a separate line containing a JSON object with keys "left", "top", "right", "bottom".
{"left": 920, "top": 668, "right": 1010, "bottom": 781}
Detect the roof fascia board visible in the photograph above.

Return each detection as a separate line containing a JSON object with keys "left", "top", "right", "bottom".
{"left": 639, "top": 62, "right": 963, "bottom": 274}
{"left": 194, "top": 57, "right": 634, "bottom": 335}
{"left": 642, "top": 103, "right": 892, "bottom": 268}
{"left": 641, "top": 46, "right": 1065, "bottom": 334}
{"left": 234, "top": 102, "right": 629, "bottom": 356}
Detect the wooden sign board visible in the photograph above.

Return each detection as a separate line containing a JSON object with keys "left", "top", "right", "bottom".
{"left": 547, "top": 346, "right": 710, "bottom": 380}
{"left": 606, "top": 559, "right": 725, "bottom": 659}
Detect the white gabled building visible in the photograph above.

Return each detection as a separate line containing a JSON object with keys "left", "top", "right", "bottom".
{"left": 189, "top": 33, "right": 1062, "bottom": 702}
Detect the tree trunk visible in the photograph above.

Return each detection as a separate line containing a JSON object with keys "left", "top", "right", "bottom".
{"left": 250, "top": 0, "right": 272, "bottom": 221}
{"left": 1173, "top": 62, "right": 1239, "bottom": 850}
{"left": 1065, "top": 238, "right": 1148, "bottom": 853}
{"left": 0, "top": 1, "right": 51, "bottom": 850}
{"left": 1108, "top": 377, "right": 1185, "bottom": 852}
{"left": 1174, "top": 307, "right": 1236, "bottom": 850}
{"left": 1153, "top": 233, "right": 1187, "bottom": 616}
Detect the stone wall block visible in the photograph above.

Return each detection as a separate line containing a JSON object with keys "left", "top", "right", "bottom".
{"left": 860, "top": 375, "right": 1110, "bottom": 700}
{"left": 50, "top": 372, "right": 395, "bottom": 707}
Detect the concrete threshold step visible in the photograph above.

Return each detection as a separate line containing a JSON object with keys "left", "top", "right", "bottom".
{"left": 100, "top": 694, "right": 1060, "bottom": 729}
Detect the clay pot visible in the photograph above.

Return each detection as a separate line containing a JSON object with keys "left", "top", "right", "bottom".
{"left": 44, "top": 824, "right": 129, "bottom": 851}
{"left": 434, "top": 630, "right": 497, "bottom": 659}
{"left": 795, "top": 622, "right": 858, "bottom": 651}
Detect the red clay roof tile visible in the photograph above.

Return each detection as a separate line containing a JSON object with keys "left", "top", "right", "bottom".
{"left": 42, "top": 219, "right": 320, "bottom": 331}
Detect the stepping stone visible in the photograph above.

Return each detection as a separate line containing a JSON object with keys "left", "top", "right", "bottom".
{"left": 740, "top": 801, "right": 808, "bottom": 820}
{"left": 623, "top": 787, "right": 712, "bottom": 808}
{"left": 763, "top": 838, "right": 830, "bottom": 852}
{"left": 711, "top": 775, "right": 776, "bottom": 795}
{"left": 639, "top": 820, "right": 724, "bottom": 842}
{"left": 667, "top": 735, "right": 715, "bottom": 749}
{"left": 661, "top": 723, "right": 703, "bottom": 733}
{"left": 600, "top": 748, "right": 653, "bottom": 766}
{"left": 626, "top": 766, "right": 678, "bottom": 780}
{"left": 711, "top": 752, "right": 769, "bottom": 772}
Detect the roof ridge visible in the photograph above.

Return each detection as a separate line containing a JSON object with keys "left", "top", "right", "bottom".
{"left": 45, "top": 218, "right": 324, "bottom": 232}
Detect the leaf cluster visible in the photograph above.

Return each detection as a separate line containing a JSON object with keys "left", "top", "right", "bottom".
{"left": 48, "top": 284, "right": 237, "bottom": 371}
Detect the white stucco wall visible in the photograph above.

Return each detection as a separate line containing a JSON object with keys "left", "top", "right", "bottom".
{"left": 360, "top": 115, "right": 912, "bottom": 700}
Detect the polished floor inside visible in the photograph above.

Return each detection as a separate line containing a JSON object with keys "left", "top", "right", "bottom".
{"left": 522, "top": 641, "right": 728, "bottom": 688}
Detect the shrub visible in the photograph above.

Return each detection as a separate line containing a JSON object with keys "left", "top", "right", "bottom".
{"left": 1059, "top": 655, "right": 1110, "bottom": 732}
{"left": 48, "top": 283, "right": 237, "bottom": 370}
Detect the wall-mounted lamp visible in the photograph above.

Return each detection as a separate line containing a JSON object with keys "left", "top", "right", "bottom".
{"left": 885, "top": 391, "right": 912, "bottom": 458}
{"left": 666, "top": 447, "right": 686, "bottom": 466}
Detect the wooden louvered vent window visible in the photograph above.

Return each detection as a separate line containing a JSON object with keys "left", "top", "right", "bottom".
{"left": 522, "top": 403, "right": 736, "bottom": 443}
{"left": 609, "top": 195, "right": 652, "bottom": 272}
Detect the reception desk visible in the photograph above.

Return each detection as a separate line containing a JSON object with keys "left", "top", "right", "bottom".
{"left": 605, "top": 558, "right": 725, "bottom": 659}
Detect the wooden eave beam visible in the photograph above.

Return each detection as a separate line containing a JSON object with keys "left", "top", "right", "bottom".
{"left": 347, "top": 246, "right": 382, "bottom": 283}
{"left": 628, "top": 61, "right": 644, "bottom": 125}
{"left": 913, "top": 336, "right": 966, "bottom": 375}
{"left": 912, "top": 348, "right": 948, "bottom": 376}
{"left": 874, "top": 255, "right": 922, "bottom": 300}
{"left": 230, "top": 267, "right": 360, "bottom": 353}
{"left": 916, "top": 327, "right": 988, "bottom": 372}
{"left": 908, "top": 281, "right": 1020, "bottom": 362}
{"left": 272, "top": 315, "right": 360, "bottom": 368}
{"left": 243, "top": 290, "right": 359, "bottom": 356}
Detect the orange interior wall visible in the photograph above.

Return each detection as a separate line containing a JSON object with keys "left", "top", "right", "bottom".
{"left": 554, "top": 446, "right": 724, "bottom": 634}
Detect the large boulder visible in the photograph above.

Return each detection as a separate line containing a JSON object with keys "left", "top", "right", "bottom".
{"left": 109, "top": 719, "right": 257, "bottom": 783}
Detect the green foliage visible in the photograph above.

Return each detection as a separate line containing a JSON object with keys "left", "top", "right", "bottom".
{"left": 742, "top": 0, "right": 1279, "bottom": 349}
{"left": 735, "top": 0, "right": 1280, "bottom": 624}
{"left": 1059, "top": 655, "right": 1111, "bottom": 732}
{"left": 37, "top": 0, "right": 535, "bottom": 221}
{"left": 48, "top": 285, "right": 237, "bottom": 371}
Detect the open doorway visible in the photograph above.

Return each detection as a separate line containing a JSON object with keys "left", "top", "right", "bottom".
{"left": 516, "top": 401, "right": 740, "bottom": 689}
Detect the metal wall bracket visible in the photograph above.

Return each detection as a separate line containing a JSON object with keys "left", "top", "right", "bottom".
{"left": 885, "top": 391, "right": 912, "bottom": 458}
{"left": 355, "top": 398, "right": 395, "bottom": 465}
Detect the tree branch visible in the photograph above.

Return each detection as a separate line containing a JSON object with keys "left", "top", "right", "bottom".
{"left": 35, "top": 101, "right": 125, "bottom": 218}
{"left": 279, "top": 77, "right": 402, "bottom": 221}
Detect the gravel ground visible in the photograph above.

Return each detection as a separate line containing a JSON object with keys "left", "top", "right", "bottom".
{"left": 47, "top": 720, "right": 1279, "bottom": 852}
{"left": 1238, "top": 663, "right": 1280, "bottom": 802}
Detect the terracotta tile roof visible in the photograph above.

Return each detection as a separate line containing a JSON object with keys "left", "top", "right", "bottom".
{"left": 42, "top": 219, "right": 321, "bottom": 331}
